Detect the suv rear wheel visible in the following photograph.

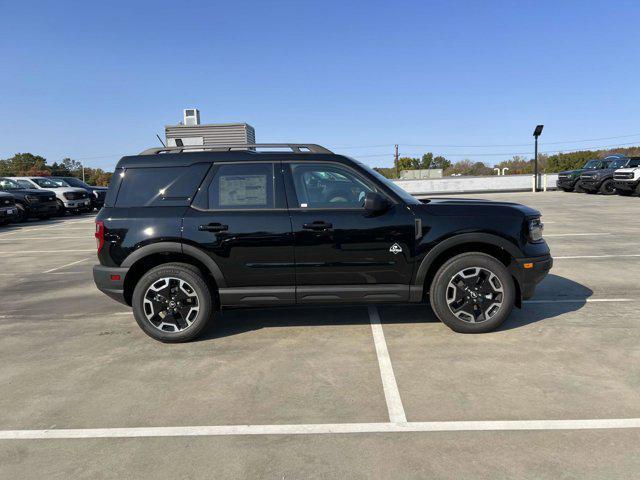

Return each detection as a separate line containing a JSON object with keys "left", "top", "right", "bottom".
{"left": 132, "top": 263, "right": 213, "bottom": 342}
{"left": 429, "top": 252, "right": 515, "bottom": 333}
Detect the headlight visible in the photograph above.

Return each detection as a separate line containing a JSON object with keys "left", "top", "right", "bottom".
{"left": 528, "top": 218, "right": 544, "bottom": 242}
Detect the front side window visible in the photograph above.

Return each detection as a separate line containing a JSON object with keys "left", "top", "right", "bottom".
{"left": 289, "top": 163, "right": 375, "bottom": 208}
{"left": 208, "top": 163, "right": 274, "bottom": 209}
{"left": 0, "top": 178, "right": 22, "bottom": 190}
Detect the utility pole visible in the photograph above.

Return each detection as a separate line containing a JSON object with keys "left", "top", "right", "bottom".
{"left": 533, "top": 125, "right": 544, "bottom": 192}
{"left": 394, "top": 144, "right": 399, "bottom": 178}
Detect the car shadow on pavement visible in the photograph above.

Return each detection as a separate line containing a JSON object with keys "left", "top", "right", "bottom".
{"left": 198, "top": 274, "right": 592, "bottom": 340}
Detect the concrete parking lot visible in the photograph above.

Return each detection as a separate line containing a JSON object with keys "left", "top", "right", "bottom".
{"left": 0, "top": 191, "right": 639, "bottom": 479}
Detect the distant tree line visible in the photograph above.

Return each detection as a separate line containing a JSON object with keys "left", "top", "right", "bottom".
{"left": 0, "top": 153, "right": 113, "bottom": 186}
{"left": 374, "top": 146, "right": 640, "bottom": 178}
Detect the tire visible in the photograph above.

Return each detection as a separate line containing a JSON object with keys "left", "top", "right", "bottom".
{"left": 132, "top": 262, "right": 213, "bottom": 343}
{"left": 599, "top": 179, "right": 616, "bottom": 195}
{"left": 429, "top": 252, "right": 515, "bottom": 333}
{"left": 573, "top": 181, "right": 586, "bottom": 193}
{"left": 14, "top": 203, "right": 28, "bottom": 223}
{"left": 615, "top": 189, "right": 633, "bottom": 196}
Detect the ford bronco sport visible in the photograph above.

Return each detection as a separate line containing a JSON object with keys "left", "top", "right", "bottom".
{"left": 93, "top": 144, "right": 552, "bottom": 342}
{"left": 613, "top": 157, "right": 640, "bottom": 195}
{"left": 579, "top": 154, "right": 631, "bottom": 195}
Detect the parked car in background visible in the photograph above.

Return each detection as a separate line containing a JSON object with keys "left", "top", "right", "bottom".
{"left": 556, "top": 158, "right": 613, "bottom": 192}
{"left": 51, "top": 176, "right": 107, "bottom": 210}
{"left": 579, "top": 154, "right": 630, "bottom": 195}
{"left": 613, "top": 157, "right": 640, "bottom": 196}
{"left": 10, "top": 176, "right": 92, "bottom": 215}
{"left": 93, "top": 143, "right": 552, "bottom": 342}
{"left": 0, "top": 178, "right": 58, "bottom": 222}
{"left": 0, "top": 191, "right": 18, "bottom": 225}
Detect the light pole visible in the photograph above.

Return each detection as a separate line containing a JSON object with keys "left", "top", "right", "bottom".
{"left": 533, "top": 125, "right": 544, "bottom": 191}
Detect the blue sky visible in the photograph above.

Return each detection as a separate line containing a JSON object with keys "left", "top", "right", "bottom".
{"left": 2, "top": 0, "right": 640, "bottom": 170}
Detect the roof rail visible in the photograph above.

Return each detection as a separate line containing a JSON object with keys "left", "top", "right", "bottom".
{"left": 138, "top": 143, "right": 333, "bottom": 155}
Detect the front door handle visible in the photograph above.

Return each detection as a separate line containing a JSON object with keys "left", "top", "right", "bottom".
{"left": 199, "top": 223, "right": 229, "bottom": 232}
{"left": 302, "top": 221, "right": 333, "bottom": 231}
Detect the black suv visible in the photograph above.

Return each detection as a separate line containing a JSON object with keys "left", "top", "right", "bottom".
{"left": 579, "top": 154, "right": 631, "bottom": 195}
{"left": 52, "top": 176, "right": 108, "bottom": 210}
{"left": 556, "top": 158, "right": 612, "bottom": 192}
{"left": 94, "top": 144, "right": 552, "bottom": 342}
{"left": 0, "top": 177, "right": 58, "bottom": 222}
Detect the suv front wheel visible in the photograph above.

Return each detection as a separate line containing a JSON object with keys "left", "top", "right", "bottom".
{"left": 429, "top": 253, "right": 515, "bottom": 333}
{"left": 132, "top": 263, "right": 213, "bottom": 342}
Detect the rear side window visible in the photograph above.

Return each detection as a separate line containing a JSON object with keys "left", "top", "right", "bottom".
{"left": 208, "top": 163, "right": 274, "bottom": 209}
{"left": 115, "top": 163, "right": 210, "bottom": 207}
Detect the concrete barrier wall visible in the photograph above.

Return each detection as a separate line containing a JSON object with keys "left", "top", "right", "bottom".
{"left": 392, "top": 174, "right": 559, "bottom": 195}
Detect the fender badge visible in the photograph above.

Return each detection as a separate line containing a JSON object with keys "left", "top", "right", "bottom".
{"left": 389, "top": 243, "right": 403, "bottom": 255}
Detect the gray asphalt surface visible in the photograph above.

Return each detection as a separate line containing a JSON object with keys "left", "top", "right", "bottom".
{"left": 0, "top": 191, "right": 639, "bottom": 479}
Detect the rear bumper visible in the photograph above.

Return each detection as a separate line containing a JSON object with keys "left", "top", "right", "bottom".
{"left": 93, "top": 264, "right": 129, "bottom": 305}
{"left": 509, "top": 254, "right": 553, "bottom": 303}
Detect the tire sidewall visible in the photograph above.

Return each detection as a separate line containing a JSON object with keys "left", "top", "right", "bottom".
{"left": 132, "top": 264, "right": 213, "bottom": 343}
{"left": 430, "top": 253, "right": 515, "bottom": 333}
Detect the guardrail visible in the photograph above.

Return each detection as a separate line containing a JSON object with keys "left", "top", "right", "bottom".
{"left": 392, "top": 173, "right": 559, "bottom": 195}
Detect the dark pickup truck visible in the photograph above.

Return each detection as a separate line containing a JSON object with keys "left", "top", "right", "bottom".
{"left": 0, "top": 177, "right": 58, "bottom": 222}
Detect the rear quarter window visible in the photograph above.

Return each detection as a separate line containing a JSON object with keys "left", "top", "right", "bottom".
{"left": 114, "top": 163, "right": 211, "bottom": 208}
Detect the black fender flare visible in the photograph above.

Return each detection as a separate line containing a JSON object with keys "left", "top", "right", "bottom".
{"left": 413, "top": 232, "right": 522, "bottom": 287}
{"left": 121, "top": 242, "right": 227, "bottom": 287}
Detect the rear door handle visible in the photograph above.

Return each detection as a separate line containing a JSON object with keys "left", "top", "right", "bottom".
{"left": 302, "top": 221, "right": 333, "bottom": 231}
{"left": 199, "top": 223, "right": 229, "bottom": 232}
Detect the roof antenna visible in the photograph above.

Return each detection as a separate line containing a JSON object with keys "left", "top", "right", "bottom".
{"left": 156, "top": 134, "right": 166, "bottom": 147}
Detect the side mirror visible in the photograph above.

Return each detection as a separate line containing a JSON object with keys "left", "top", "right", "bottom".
{"left": 363, "top": 191, "right": 390, "bottom": 216}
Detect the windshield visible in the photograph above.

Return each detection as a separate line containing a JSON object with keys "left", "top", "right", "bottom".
{"left": 608, "top": 158, "right": 628, "bottom": 169}
{"left": 350, "top": 158, "right": 421, "bottom": 204}
{"left": 61, "top": 177, "right": 89, "bottom": 188}
{"left": 582, "top": 160, "right": 601, "bottom": 170}
{"left": 32, "top": 178, "right": 65, "bottom": 188}
{"left": 0, "top": 178, "right": 22, "bottom": 190}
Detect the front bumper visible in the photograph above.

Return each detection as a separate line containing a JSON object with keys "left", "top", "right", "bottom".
{"left": 509, "top": 254, "right": 553, "bottom": 303}
{"left": 64, "top": 199, "right": 92, "bottom": 209}
{"left": 556, "top": 178, "right": 576, "bottom": 190}
{"left": 613, "top": 180, "right": 638, "bottom": 192}
{"left": 93, "top": 264, "right": 129, "bottom": 305}
{"left": 0, "top": 206, "right": 18, "bottom": 221}
{"left": 27, "top": 202, "right": 58, "bottom": 216}
{"left": 579, "top": 179, "right": 601, "bottom": 191}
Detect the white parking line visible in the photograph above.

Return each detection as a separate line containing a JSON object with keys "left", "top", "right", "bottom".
{"left": 43, "top": 257, "right": 92, "bottom": 274}
{"left": 524, "top": 298, "right": 633, "bottom": 304}
{"left": 555, "top": 254, "right": 640, "bottom": 260}
{"left": 544, "top": 233, "right": 611, "bottom": 237}
{"left": 368, "top": 306, "right": 407, "bottom": 424}
{"left": 0, "top": 250, "right": 95, "bottom": 254}
{"left": 0, "top": 236, "right": 90, "bottom": 241}
{"left": 1, "top": 418, "right": 639, "bottom": 440}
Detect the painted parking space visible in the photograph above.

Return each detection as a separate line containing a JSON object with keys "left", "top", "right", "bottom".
{"left": 1, "top": 192, "right": 639, "bottom": 479}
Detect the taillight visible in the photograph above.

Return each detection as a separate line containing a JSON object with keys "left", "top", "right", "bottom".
{"left": 95, "top": 220, "right": 104, "bottom": 253}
